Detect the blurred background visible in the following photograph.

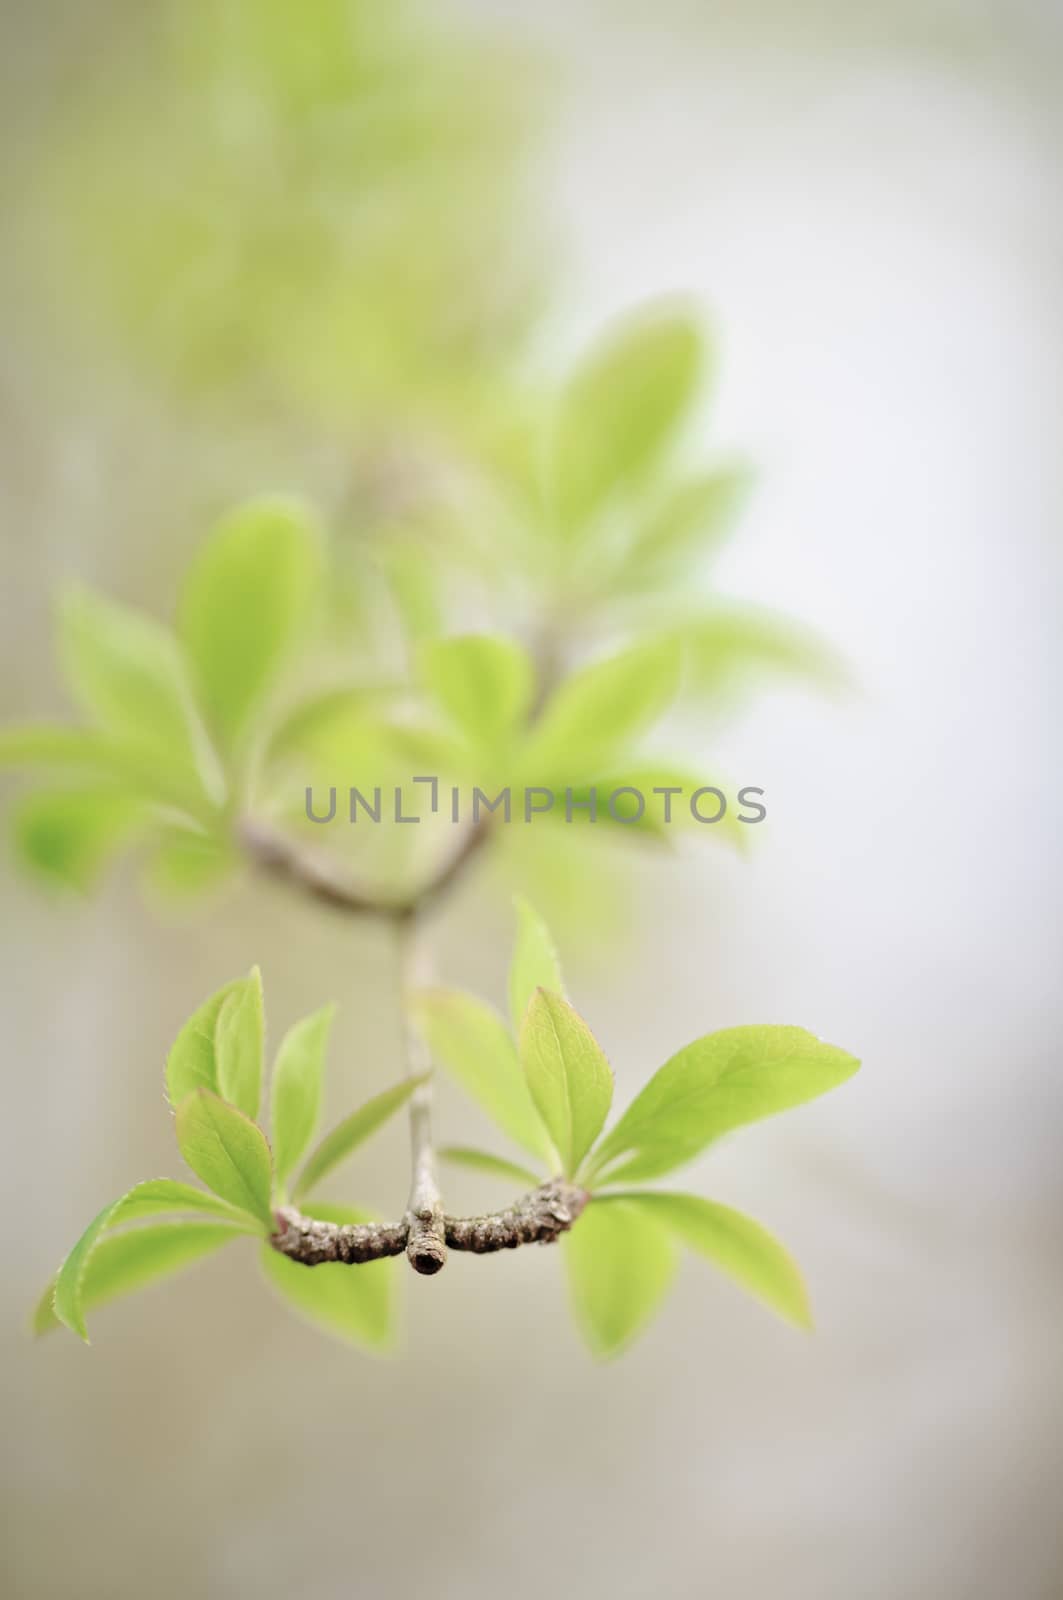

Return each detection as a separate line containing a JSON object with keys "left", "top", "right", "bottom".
{"left": 2, "top": 2, "right": 1062, "bottom": 1596}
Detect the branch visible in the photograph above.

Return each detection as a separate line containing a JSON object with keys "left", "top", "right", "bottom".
{"left": 271, "top": 1181, "right": 589, "bottom": 1266}
{"left": 241, "top": 642, "right": 565, "bottom": 1277}
{"left": 238, "top": 813, "right": 491, "bottom": 924}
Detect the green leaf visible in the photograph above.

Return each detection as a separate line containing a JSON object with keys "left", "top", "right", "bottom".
{"left": 380, "top": 542, "right": 444, "bottom": 643}
{"left": 0, "top": 724, "right": 211, "bottom": 818}
{"left": 293, "top": 1076, "right": 427, "bottom": 1201}
{"left": 419, "top": 634, "right": 534, "bottom": 748}
{"left": 57, "top": 585, "right": 210, "bottom": 779}
{"left": 552, "top": 309, "right": 704, "bottom": 531}
{"left": 174, "top": 1089, "right": 274, "bottom": 1225}
{"left": 49, "top": 1178, "right": 253, "bottom": 1340}
{"left": 215, "top": 967, "right": 265, "bottom": 1120}
{"left": 588, "top": 1026, "right": 860, "bottom": 1184}
{"left": 438, "top": 1147, "right": 544, "bottom": 1189}
{"left": 508, "top": 896, "right": 564, "bottom": 1035}
{"left": 271, "top": 1004, "right": 335, "bottom": 1192}
{"left": 52, "top": 1197, "right": 129, "bottom": 1340}
{"left": 521, "top": 637, "right": 679, "bottom": 784}
{"left": 12, "top": 785, "right": 146, "bottom": 891}
{"left": 165, "top": 977, "right": 243, "bottom": 1107}
{"left": 259, "top": 1205, "right": 394, "bottom": 1352}
{"left": 264, "top": 685, "right": 399, "bottom": 764}
{"left": 412, "top": 988, "right": 554, "bottom": 1166}
{"left": 604, "top": 1192, "right": 811, "bottom": 1329}
{"left": 558, "top": 764, "right": 751, "bottom": 854}
{"left": 142, "top": 825, "right": 237, "bottom": 899}
{"left": 101, "top": 1177, "right": 261, "bottom": 1227}
{"left": 621, "top": 467, "right": 752, "bottom": 585}
{"left": 179, "top": 496, "right": 323, "bottom": 747}
{"left": 37, "top": 1222, "right": 241, "bottom": 1338}
{"left": 519, "top": 990, "right": 613, "bottom": 1179}
{"left": 671, "top": 607, "right": 848, "bottom": 703}
{"left": 563, "top": 1196, "right": 678, "bottom": 1358}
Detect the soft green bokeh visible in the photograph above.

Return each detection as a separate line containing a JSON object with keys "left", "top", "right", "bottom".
{"left": 15, "top": 0, "right": 544, "bottom": 436}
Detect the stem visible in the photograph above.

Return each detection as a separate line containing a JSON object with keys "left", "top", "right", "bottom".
{"left": 238, "top": 812, "right": 490, "bottom": 922}
{"left": 397, "top": 913, "right": 447, "bottom": 1274}
{"left": 246, "top": 641, "right": 567, "bottom": 1275}
{"left": 239, "top": 817, "right": 495, "bottom": 1275}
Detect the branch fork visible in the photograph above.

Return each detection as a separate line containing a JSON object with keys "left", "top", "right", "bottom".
{"left": 246, "top": 649, "right": 570, "bottom": 1276}
{"left": 271, "top": 1181, "right": 589, "bottom": 1268}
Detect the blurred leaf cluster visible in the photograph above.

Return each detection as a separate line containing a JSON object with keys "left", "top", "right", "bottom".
{"left": 19, "top": 0, "right": 543, "bottom": 436}
{"left": 4, "top": 3, "right": 846, "bottom": 929}
{"left": 0, "top": 311, "right": 843, "bottom": 925}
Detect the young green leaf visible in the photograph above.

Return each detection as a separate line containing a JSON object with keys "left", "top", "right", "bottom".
{"left": 552, "top": 309, "right": 704, "bottom": 531}
{"left": 602, "top": 1192, "right": 811, "bottom": 1329}
{"left": 519, "top": 990, "right": 613, "bottom": 1179}
{"left": 165, "top": 977, "right": 243, "bottom": 1108}
{"left": 36, "top": 1222, "right": 241, "bottom": 1338}
{"left": 174, "top": 1089, "right": 274, "bottom": 1225}
{"left": 380, "top": 542, "right": 444, "bottom": 643}
{"left": 215, "top": 967, "right": 265, "bottom": 1120}
{"left": 412, "top": 989, "right": 555, "bottom": 1166}
{"left": 142, "top": 825, "right": 237, "bottom": 899}
{"left": 508, "top": 896, "right": 564, "bottom": 1036}
{"left": 0, "top": 723, "right": 213, "bottom": 817}
{"left": 102, "top": 1178, "right": 261, "bottom": 1228}
{"left": 12, "top": 785, "right": 146, "bottom": 892}
{"left": 57, "top": 585, "right": 209, "bottom": 777}
{"left": 668, "top": 607, "right": 848, "bottom": 703}
{"left": 520, "top": 637, "right": 679, "bottom": 785}
{"left": 621, "top": 467, "right": 752, "bottom": 585}
{"left": 270, "top": 1004, "right": 335, "bottom": 1192}
{"left": 588, "top": 1026, "right": 860, "bottom": 1185}
{"left": 264, "top": 685, "right": 400, "bottom": 764}
{"left": 563, "top": 1197, "right": 678, "bottom": 1358}
{"left": 293, "top": 1076, "right": 428, "bottom": 1201}
{"left": 438, "top": 1147, "right": 544, "bottom": 1190}
{"left": 419, "top": 634, "right": 534, "bottom": 748}
{"left": 52, "top": 1196, "right": 132, "bottom": 1341}
{"left": 179, "top": 496, "right": 323, "bottom": 747}
{"left": 259, "top": 1206, "right": 394, "bottom": 1352}
{"left": 561, "top": 763, "right": 751, "bottom": 854}
{"left": 49, "top": 1175, "right": 253, "bottom": 1341}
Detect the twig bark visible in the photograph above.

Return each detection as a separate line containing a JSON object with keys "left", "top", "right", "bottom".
{"left": 238, "top": 813, "right": 491, "bottom": 923}
{"left": 271, "top": 1181, "right": 589, "bottom": 1267}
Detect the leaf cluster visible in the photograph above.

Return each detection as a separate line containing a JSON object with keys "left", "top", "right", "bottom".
{"left": 0, "top": 312, "right": 841, "bottom": 916}
{"left": 36, "top": 968, "right": 420, "bottom": 1351}
{"left": 37, "top": 903, "right": 859, "bottom": 1359}
{"left": 418, "top": 900, "right": 859, "bottom": 1356}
